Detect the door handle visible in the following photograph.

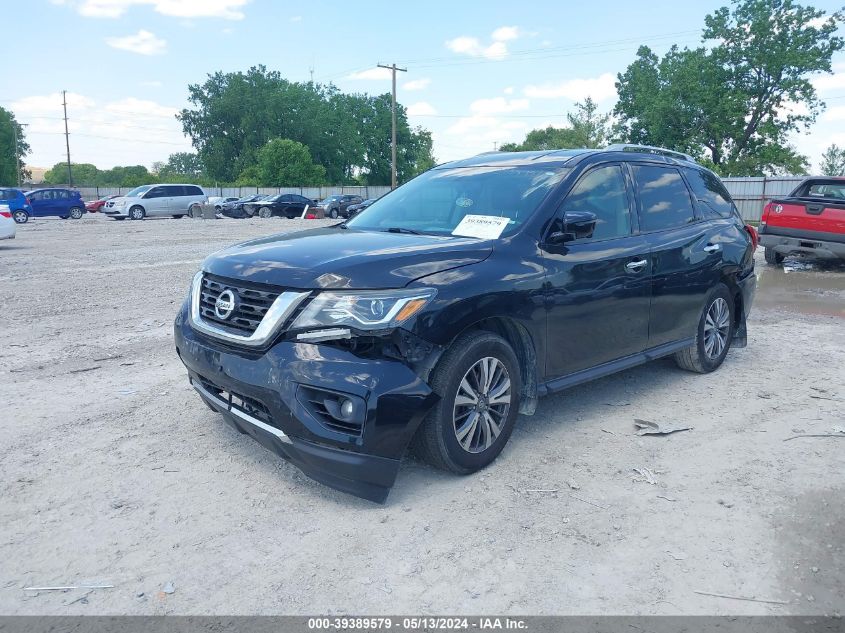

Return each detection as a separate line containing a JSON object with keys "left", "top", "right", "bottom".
{"left": 625, "top": 259, "right": 648, "bottom": 273}
{"left": 703, "top": 244, "right": 721, "bottom": 253}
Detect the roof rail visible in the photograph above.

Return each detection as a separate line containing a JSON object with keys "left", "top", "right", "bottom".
{"left": 605, "top": 144, "right": 695, "bottom": 163}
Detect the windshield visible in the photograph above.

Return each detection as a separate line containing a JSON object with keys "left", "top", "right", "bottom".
{"left": 346, "top": 165, "right": 569, "bottom": 236}
{"left": 126, "top": 185, "right": 152, "bottom": 197}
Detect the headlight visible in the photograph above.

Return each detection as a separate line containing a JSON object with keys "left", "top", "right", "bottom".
{"left": 291, "top": 288, "right": 436, "bottom": 331}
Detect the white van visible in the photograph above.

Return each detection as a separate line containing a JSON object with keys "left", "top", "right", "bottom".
{"left": 103, "top": 184, "right": 207, "bottom": 220}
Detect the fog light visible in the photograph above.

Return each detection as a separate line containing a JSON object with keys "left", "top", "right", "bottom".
{"left": 340, "top": 398, "right": 354, "bottom": 420}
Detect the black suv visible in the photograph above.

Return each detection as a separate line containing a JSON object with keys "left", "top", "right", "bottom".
{"left": 175, "top": 145, "right": 756, "bottom": 502}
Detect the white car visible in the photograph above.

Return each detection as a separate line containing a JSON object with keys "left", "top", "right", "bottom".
{"left": 208, "top": 196, "right": 239, "bottom": 210}
{"left": 102, "top": 184, "right": 207, "bottom": 220}
{"left": 0, "top": 204, "right": 16, "bottom": 240}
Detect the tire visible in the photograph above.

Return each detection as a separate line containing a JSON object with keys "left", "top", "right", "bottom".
{"left": 258, "top": 206, "right": 272, "bottom": 219}
{"left": 764, "top": 247, "right": 784, "bottom": 265}
{"left": 128, "top": 206, "right": 145, "bottom": 221}
{"left": 413, "top": 331, "right": 522, "bottom": 474}
{"left": 12, "top": 210, "right": 28, "bottom": 224}
{"left": 674, "top": 284, "right": 735, "bottom": 374}
{"left": 329, "top": 208, "right": 338, "bottom": 219}
{"left": 69, "top": 207, "right": 84, "bottom": 219}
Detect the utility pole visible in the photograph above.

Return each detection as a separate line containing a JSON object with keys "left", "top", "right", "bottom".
{"left": 493, "top": 141, "right": 498, "bottom": 151}
{"left": 12, "top": 124, "right": 20, "bottom": 188}
{"left": 377, "top": 63, "right": 407, "bottom": 189}
{"left": 62, "top": 90, "right": 72, "bottom": 186}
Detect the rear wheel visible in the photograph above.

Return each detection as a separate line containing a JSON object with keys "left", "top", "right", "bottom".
{"left": 674, "top": 284, "right": 734, "bottom": 374}
{"left": 69, "top": 207, "right": 84, "bottom": 219}
{"left": 12, "top": 210, "right": 28, "bottom": 224}
{"left": 413, "top": 331, "right": 521, "bottom": 474}
{"left": 764, "top": 247, "right": 784, "bottom": 265}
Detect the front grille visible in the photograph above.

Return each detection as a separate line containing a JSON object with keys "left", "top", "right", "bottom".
{"left": 197, "top": 375, "right": 273, "bottom": 425}
{"left": 199, "top": 274, "right": 282, "bottom": 335}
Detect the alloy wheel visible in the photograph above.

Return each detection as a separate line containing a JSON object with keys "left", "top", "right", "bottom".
{"left": 453, "top": 356, "right": 512, "bottom": 454}
{"left": 703, "top": 297, "right": 730, "bottom": 359}
{"left": 13, "top": 210, "right": 28, "bottom": 224}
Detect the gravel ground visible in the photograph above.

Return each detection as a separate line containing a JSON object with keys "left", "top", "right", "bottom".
{"left": 1, "top": 215, "right": 843, "bottom": 616}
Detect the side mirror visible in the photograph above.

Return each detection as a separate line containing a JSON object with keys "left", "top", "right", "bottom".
{"left": 546, "top": 211, "right": 598, "bottom": 244}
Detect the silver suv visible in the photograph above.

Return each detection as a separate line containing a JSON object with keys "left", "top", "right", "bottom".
{"left": 104, "top": 184, "right": 207, "bottom": 220}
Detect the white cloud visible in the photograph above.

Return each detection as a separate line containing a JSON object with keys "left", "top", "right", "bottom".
{"left": 403, "top": 78, "right": 431, "bottom": 91}
{"left": 446, "top": 35, "right": 508, "bottom": 60}
{"left": 470, "top": 97, "right": 530, "bottom": 115}
{"left": 290, "top": 15, "right": 302, "bottom": 22}
{"left": 524, "top": 72, "right": 617, "bottom": 102}
{"left": 59, "top": 0, "right": 248, "bottom": 19}
{"left": 347, "top": 67, "right": 392, "bottom": 81}
{"left": 11, "top": 92, "right": 192, "bottom": 169}
{"left": 491, "top": 26, "right": 519, "bottom": 41}
{"left": 105, "top": 29, "right": 167, "bottom": 55}
{"left": 814, "top": 65, "right": 845, "bottom": 93}
{"left": 503, "top": 86, "right": 514, "bottom": 95}
{"left": 407, "top": 102, "right": 437, "bottom": 116}
{"left": 822, "top": 105, "right": 845, "bottom": 122}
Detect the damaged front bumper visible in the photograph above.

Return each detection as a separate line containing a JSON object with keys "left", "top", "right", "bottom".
{"left": 174, "top": 306, "right": 439, "bottom": 503}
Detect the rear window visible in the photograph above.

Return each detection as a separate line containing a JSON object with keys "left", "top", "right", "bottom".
{"left": 806, "top": 182, "right": 845, "bottom": 200}
{"left": 684, "top": 168, "right": 735, "bottom": 218}
{"left": 632, "top": 165, "right": 696, "bottom": 232}
{"left": 0, "top": 189, "right": 17, "bottom": 201}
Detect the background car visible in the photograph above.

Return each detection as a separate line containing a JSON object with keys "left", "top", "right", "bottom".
{"left": 24, "top": 188, "right": 86, "bottom": 221}
{"left": 0, "top": 204, "right": 16, "bottom": 240}
{"left": 244, "top": 193, "right": 314, "bottom": 219}
{"left": 0, "top": 188, "right": 34, "bottom": 224}
{"left": 103, "top": 184, "right": 207, "bottom": 220}
{"left": 218, "top": 194, "right": 268, "bottom": 219}
{"left": 344, "top": 198, "right": 377, "bottom": 219}
{"left": 85, "top": 194, "right": 119, "bottom": 213}
{"left": 208, "top": 196, "right": 240, "bottom": 210}
{"left": 314, "top": 194, "right": 364, "bottom": 219}
{"left": 760, "top": 177, "right": 845, "bottom": 264}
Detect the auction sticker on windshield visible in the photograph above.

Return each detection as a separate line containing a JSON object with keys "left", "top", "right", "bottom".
{"left": 451, "top": 214, "right": 510, "bottom": 240}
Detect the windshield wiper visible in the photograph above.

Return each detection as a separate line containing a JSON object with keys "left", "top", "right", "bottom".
{"left": 384, "top": 226, "right": 422, "bottom": 235}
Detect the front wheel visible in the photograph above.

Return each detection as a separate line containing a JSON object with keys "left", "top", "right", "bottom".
{"left": 674, "top": 284, "right": 734, "bottom": 374}
{"left": 764, "top": 247, "right": 784, "bottom": 265}
{"left": 12, "top": 210, "right": 29, "bottom": 224}
{"left": 329, "top": 208, "right": 338, "bottom": 219}
{"left": 258, "top": 206, "right": 272, "bottom": 219}
{"left": 413, "top": 331, "right": 521, "bottom": 474}
{"left": 128, "top": 206, "right": 145, "bottom": 221}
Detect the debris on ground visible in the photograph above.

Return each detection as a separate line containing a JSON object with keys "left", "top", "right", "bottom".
{"left": 567, "top": 481, "right": 581, "bottom": 490}
{"left": 162, "top": 582, "right": 175, "bottom": 595}
{"left": 634, "top": 419, "right": 693, "bottom": 436}
{"left": 632, "top": 467, "right": 658, "bottom": 485}
{"left": 656, "top": 495, "right": 677, "bottom": 502}
{"left": 666, "top": 550, "right": 688, "bottom": 561}
{"left": 692, "top": 589, "right": 789, "bottom": 605}
{"left": 23, "top": 584, "right": 113, "bottom": 592}
{"left": 69, "top": 366, "right": 101, "bottom": 374}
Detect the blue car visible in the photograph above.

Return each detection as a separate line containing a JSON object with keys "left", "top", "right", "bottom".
{"left": 19, "top": 188, "right": 86, "bottom": 223}
{"left": 0, "top": 188, "right": 34, "bottom": 224}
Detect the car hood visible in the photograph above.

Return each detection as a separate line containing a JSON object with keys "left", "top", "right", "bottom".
{"left": 202, "top": 227, "right": 492, "bottom": 289}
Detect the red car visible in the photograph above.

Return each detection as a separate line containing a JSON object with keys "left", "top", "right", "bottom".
{"left": 759, "top": 177, "right": 845, "bottom": 264}
{"left": 85, "top": 194, "right": 119, "bottom": 213}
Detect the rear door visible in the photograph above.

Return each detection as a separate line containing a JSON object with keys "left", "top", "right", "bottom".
{"left": 542, "top": 163, "right": 652, "bottom": 377}
{"left": 630, "top": 163, "right": 723, "bottom": 349}
{"left": 766, "top": 179, "right": 845, "bottom": 238}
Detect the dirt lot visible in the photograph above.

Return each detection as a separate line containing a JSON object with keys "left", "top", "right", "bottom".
{"left": 1, "top": 215, "right": 843, "bottom": 616}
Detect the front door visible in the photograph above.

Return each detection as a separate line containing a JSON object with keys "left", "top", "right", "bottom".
{"left": 541, "top": 163, "right": 652, "bottom": 379}
{"left": 143, "top": 186, "right": 169, "bottom": 216}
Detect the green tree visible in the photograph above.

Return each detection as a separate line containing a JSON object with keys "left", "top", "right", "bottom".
{"left": 43, "top": 162, "right": 99, "bottom": 185}
{"left": 614, "top": 0, "right": 843, "bottom": 176}
{"left": 99, "top": 165, "right": 154, "bottom": 187}
{"left": 159, "top": 152, "right": 205, "bottom": 179}
{"left": 248, "top": 138, "right": 326, "bottom": 186}
{"left": 0, "top": 107, "right": 30, "bottom": 185}
{"left": 178, "top": 65, "right": 434, "bottom": 185}
{"left": 819, "top": 144, "right": 845, "bottom": 176}
{"left": 500, "top": 98, "right": 612, "bottom": 151}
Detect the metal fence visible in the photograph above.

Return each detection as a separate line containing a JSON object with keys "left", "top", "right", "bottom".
{"left": 39, "top": 178, "right": 800, "bottom": 223}
{"left": 73, "top": 185, "right": 393, "bottom": 202}
{"left": 722, "top": 177, "right": 803, "bottom": 222}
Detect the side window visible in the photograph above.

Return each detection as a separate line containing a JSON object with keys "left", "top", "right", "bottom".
{"left": 561, "top": 165, "right": 631, "bottom": 241}
{"left": 163, "top": 185, "right": 183, "bottom": 197}
{"left": 684, "top": 168, "right": 734, "bottom": 218}
{"left": 632, "top": 165, "right": 695, "bottom": 232}
{"left": 29, "top": 191, "right": 43, "bottom": 201}
{"left": 146, "top": 187, "right": 166, "bottom": 198}
{"left": 186, "top": 186, "right": 203, "bottom": 196}
{"left": 56, "top": 190, "right": 69, "bottom": 199}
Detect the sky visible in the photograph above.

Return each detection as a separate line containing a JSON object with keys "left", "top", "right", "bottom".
{"left": 2, "top": 0, "right": 845, "bottom": 174}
